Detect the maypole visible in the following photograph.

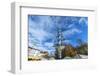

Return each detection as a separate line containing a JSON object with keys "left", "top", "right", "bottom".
{"left": 53, "top": 17, "right": 65, "bottom": 59}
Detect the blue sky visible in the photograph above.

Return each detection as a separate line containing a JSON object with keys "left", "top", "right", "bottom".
{"left": 28, "top": 15, "right": 88, "bottom": 53}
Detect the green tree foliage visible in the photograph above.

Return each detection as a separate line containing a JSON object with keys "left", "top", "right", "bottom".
{"left": 76, "top": 39, "right": 88, "bottom": 55}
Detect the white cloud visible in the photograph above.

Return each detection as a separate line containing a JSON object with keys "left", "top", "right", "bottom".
{"left": 68, "top": 24, "right": 74, "bottom": 28}
{"left": 44, "top": 42, "right": 53, "bottom": 47}
{"left": 79, "top": 18, "right": 88, "bottom": 25}
{"left": 64, "top": 40, "right": 71, "bottom": 43}
{"left": 63, "top": 28, "right": 82, "bottom": 36}
{"left": 29, "top": 28, "right": 49, "bottom": 42}
{"left": 28, "top": 16, "right": 56, "bottom": 53}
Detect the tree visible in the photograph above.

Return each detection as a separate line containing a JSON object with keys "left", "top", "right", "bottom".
{"left": 76, "top": 39, "right": 88, "bottom": 55}
{"left": 62, "top": 44, "right": 77, "bottom": 58}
